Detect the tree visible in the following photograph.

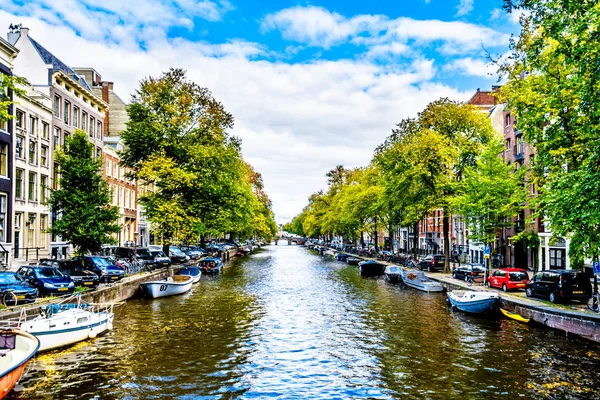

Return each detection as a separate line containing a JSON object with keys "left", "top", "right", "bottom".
{"left": 0, "top": 74, "right": 28, "bottom": 123}
{"left": 48, "top": 130, "right": 120, "bottom": 254}
{"left": 501, "top": 1, "right": 600, "bottom": 263}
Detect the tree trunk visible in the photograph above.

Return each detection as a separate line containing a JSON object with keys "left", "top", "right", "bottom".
{"left": 373, "top": 216, "right": 378, "bottom": 251}
{"left": 443, "top": 212, "right": 451, "bottom": 274}
{"left": 360, "top": 231, "right": 365, "bottom": 248}
{"left": 388, "top": 222, "right": 394, "bottom": 252}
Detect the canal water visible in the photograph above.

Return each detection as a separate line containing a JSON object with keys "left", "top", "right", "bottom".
{"left": 14, "top": 243, "right": 600, "bottom": 399}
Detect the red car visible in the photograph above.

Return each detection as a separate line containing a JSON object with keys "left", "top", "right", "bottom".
{"left": 486, "top": 268, "right": 530, "bottom": 292}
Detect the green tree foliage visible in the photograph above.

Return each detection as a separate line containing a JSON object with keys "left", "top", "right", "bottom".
{"left": 120, "top": 68, "right": 276, "bottom": 244}
{"left": 501, "top": 0, "right": 600, "bottom": 261}
{"left": 48, "top": 130, "right": 120, "bottom": 254}
{"left": 0, "top": 74, "right": 28, "bottom": 123}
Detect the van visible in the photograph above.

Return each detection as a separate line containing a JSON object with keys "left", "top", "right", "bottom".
{"left": 526, "top": 269, "right": 592, "bottom": 303}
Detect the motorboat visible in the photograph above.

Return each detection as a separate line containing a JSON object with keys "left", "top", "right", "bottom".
{"left": 447, "top": 290, "right": 500, "bottom": 314}
{"left": 20, "top": 301, "right": 115, "bottom": 352}
{"left": 336, "top": 253, "right": 350, "bottom": 262}
{"left": 175, "top": 266, "right": 201, "bottom": 283}
{"left": 199, "top": 257, "right": 224, "bottom": 274}
{"left": 140, "top": 275, "right": 193, "bottom": 299}
{"left": 358, "top": 260, "right": 386, "bottom": 277}
{"left": 384, "top": 265, "right": 402, "bottom": 283}
{"left": 0, "top": 330, "right": 39, "bottom": 400}
{"left": 401, "top": 269, "right": 445, "bottom": 293}
{"left": 346, "top": 257, "right": 361, "bottom": 265}
{"left": 323, "top": 250, "right": 335, "bottom": 257}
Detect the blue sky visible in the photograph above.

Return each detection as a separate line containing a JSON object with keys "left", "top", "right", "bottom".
{"left": 0, "top": 0, "right": 521, "bottom": 222}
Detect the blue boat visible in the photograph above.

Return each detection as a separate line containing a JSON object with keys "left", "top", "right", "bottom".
{"left": 447, "top": 290, "right": 500, "bottom": 314}
{"left": 175, "top": 266, "right": 201, "bottom": 283}
{"left": 199, "top": 257, "right": 223, "bottom": 274}
{"left": 358, "top": 260, "right": 386, "bottom": 277}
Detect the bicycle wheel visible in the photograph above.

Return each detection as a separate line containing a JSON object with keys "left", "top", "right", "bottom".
{"left": 588, "top": 295, "right": 600, "bottom": 312}
{"left": 2, "top": 291, "right": 17, "bottom": 307}
{"left": 466, "top": 277, "right": 474, "bottom": 287}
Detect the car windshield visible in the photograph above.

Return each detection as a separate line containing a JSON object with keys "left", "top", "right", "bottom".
{"left": 509, "top": 272, "right": 528, "bottom": 281}
{"left": 137, "top": 249, "right": 153, "bottom": 258}
{"left": 36, "top": 268, "right": 64, "bottom": 278}
{"left": 170, "top": 247, "right": 185, "bottom": 256}
{"left": 91, "top": 257, "right": 110, "bottom": 267}
{"left": 151, "top": 251, "right": 167, "bottom": 257}
{"left": 0, "top": 273, "right": 21, "bottom": 284}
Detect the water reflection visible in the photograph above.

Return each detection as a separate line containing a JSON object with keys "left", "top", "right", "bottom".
{"left": 13, "top": 244, "right": 600, "bottom": 399}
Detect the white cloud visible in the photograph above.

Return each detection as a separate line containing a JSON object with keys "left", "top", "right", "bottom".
{"left": 445, "top": 57, "right": 497, "bottom": 78}
{"left": 456, "top": 0, "right": 474, "bottom": 17}
{"left": 0, "top": 7, "right": 476, "bottom": 223}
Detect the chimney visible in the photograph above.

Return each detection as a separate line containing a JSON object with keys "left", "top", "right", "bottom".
{"left": 7, "top": 24, "right": 27, "bottom": 45}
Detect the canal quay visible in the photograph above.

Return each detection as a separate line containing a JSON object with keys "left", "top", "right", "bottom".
{"left": 9, "top": 241, "right": 600, "bottom": 400}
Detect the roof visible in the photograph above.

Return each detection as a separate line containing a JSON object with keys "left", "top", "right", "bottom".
{"left": 29, "top": 37, "right": 92, "bottom": 92}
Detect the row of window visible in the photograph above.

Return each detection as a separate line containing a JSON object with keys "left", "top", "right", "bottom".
{"left": 14, "top": 212, "right": 48, "bottom": 249}
{"left": 106, "top": 159, "right": 133, "bottom": 182}
{"left": 15, "top": 136, "right": 50, "bottom": 167}
{"left": 53, "top": 94, "right": 103, "bottom": 140}
{"left": 15, "top": 169, "right": 48, "bottom": 203}
{"left": 111, "top": 184, "right": 136, "bottom": 210}
{"left": 15, "top": 110, "right": 50, "bottom": 139}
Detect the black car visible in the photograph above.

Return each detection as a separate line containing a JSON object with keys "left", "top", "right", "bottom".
{"left": 452, "top": 264, "right": 487, "bottom": 282}
{"left": 526, "top": 269, "right": 592, "bottom": 303}
{"left": 0, "top": 271, "right": 37, "bottom": 305}
{"left": 39, "top": 259, "right": 100, "bottom": 289}
{"left": 75, "top": 256, "right": 126, "bottom": 283}
{"left": 114, "top": 247, "right": 157, "bottom": 268}
{"left": 16, "top": 265, "right": 75, "bottom": 295}
{"left": 418, "top": 254, "right": 445, "bottom": 272}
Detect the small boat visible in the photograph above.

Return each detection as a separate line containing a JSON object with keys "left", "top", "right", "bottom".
{"left": 346, "top": 257, "right": 361, "bottom": 265}
{"left": 0, "top": 330, "right": 39, "bottom": 400}
{"left": 175, "top": 266, "right": 201, "bottom": 283}
{"left": 323, "top": 250, "right": 335, "bottom": 257}
{"left": 20, "top": 301, "right": 115, "bottom": 352}
{"left": 447, "top": 290, "right": 500, "bottom": 314}
{"left": 140, "top": 275, "right": 193, "bottom": 299}
{"left": 199, "top": 257, "right": 224, "bottom": 274}
{"left": 500, "top": 308, "right": 530, "bottom": 323}
{"left": 384, "top": 265, "right": 402, "bottom": 283}
{"left": 358, "top": 260, "right": 386, "bottom": 277}
{"left": 401, "top": 269, "right": 444, "bottom": 292}
{"left": 336, "top": 253, "right": 350, "bottom": 262}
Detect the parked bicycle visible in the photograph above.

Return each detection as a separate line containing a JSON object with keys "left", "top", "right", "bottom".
{"left": 588, "top": 292, "right": 600, "bottom": 312}
{"left": 1, "top": 289, "right": 17, "bottom": 307}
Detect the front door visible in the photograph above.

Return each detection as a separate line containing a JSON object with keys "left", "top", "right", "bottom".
{"left": 14, "top": 231, "right": 19, "bottom": 258}
{"left": 549, "top": 249, "right": 566, "bottom": 269}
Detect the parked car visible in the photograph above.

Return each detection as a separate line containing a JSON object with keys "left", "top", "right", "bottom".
{"left": 114, "top": 247, "right": 157, "bottom": 268}
{"left": 0, "top": 271, "right": 37, "bottom": 304}
{"left": 16, "top": 265, "right": 75, "bottom": 295}
{"left": 526, "top": 269, "right": 592, "bottom": 303}
{"left": 75, "top": 256, "right": 125, "bottom": 283}
{"left": 418, "top": 254, "right": 445, "bottom": 272}
{"left": 150, "top": 250, "right": 172, "bottom": 268}
{"left": 452, "top": 264, "right": 487, "bottom": 282}
{"left": 487, "top": 268, "right": 529, "bottom": 292}
{"left": 39, "top": 259, "right": 100, "bottom": 290}
{"left": 169, "top": 246, "right": 189, "bottom": 264}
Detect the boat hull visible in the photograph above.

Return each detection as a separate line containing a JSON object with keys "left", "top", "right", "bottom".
{"left": 175, "top": 267, "right": 201, "bottom": 283}
{"left": 359, "top": 261, "right": 386, "bottom": 277}
{"left": 140, "top": 277, "right": 193, "bottom": 299}
{"left": 0, "top": 330, "right": 39, "bottom": 400}
{"left": 448, "top": 293, "right": 498, "bottom": 314}
{"left": 401, "top": 270, "right": 445, "bottom": 292}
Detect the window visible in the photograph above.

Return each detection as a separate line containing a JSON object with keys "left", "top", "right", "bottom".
{"left": 0, "top": 117, "right": 6, "bottom": 132}
{"left": 505, "top": 138, "right": 511, "bottom": 150}
{"left": 505, "top": 113, "right": 511, "bottom": 127}
{"left": 53, "top": 127, "right": 61, "bottom": 150}
{"left": 96, "top": 147, "right": 102, "bottom": 159}
{"left": 0, "top": 143, "right": 6, "bottom": 176}
{"left": 15, "top": 135, "right": 24, "bottom": 159}
{"left": 0, "top": 194, "right": 6, "bottom": 242}
{"left": 64, "top": 100, "right": 71, "bottom": 125}
{"left": 53, "top": 95, "right": 61, "bottom": 117}
{"left": 40, "top": 214, "right": 48, "bottom": 248}
{"left": 28, "top": 172, "right": 37, "bottom": 201}
{"left": 81, "top": 112, "right": 87, "bottom": 132}
{"left": 40, "top": 175, "right": 48, "bottom": 203}
{"left": 15, "top": 109, "right": 24, "bottom": 129}
{"left": 89, "top": 117, "right": 95, "bottom": 137}
{"left": 42, "top": 122, "right": 49, "bottom": 140}
{"left": 28, "top": 141, "right": 37, "bottom": 165}
{"left": 97, "top": 121, "right": 102, "bottom": 139}
{"left": 15, "top": 169, "right": 24, "bottom": 199}
{"left": 27, "top": 213, "right": 35, "bottom": 247}
{"left": 41, "top": 145, "right": 48, "bottom": 167}
{"left": 73, "top": 107, "right": 79, "bottom": 128}
{"left": 52, "top": 166, "right": 59, "bottom": 190}
{"left": 28, "top": 115, "right": 36, "bottom": 135}
{"left": 106, "top": 160, "right": 111, "bottom": 177}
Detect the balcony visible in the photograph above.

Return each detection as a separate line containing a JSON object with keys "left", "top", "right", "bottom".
{"left": 513, "top": 145, "right": 525, "bottom": 161}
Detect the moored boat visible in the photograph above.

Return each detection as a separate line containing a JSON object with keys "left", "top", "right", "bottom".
{"left": 0, "top": 330, "right": 39, "bottom": 400}
{"left": 401, "top": 269, "right": 444, "bottom": 293}
{"left": 20, "top": 301, "right": 115, "bottom": 352}
{"left": 199, "top": 257, "right": 224, "bottom": 274}
{"left": 358, "top": 260, "right": 386, "bottom": 277}
{"left": 384, "top": 265, "right": 402, "bottom": 283}
{"left": 447, "top": 290, "right": 500, "bottom": 314}
{"left": 323, "top": 250, "right": 335, "bottom": 257}
{"left": 175, "top": 266, "right": 201, "bottom": 283}
{"left": 346, "top": 257, "right": 361, "bottom": 265}
{"left": 336, "top": 253, "right": 350, "bottom": 262}
{"left": 140, "top": 275, "right": 193, "bottom": 299}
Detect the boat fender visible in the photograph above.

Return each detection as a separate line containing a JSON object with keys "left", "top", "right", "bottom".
{"left": 88, "top": 330, "right": 97, "bottom": 339}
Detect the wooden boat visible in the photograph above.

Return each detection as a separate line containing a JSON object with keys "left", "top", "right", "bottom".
{"left": 447, "top": 290, "right": 500, "bottom": 314}
{"left": 346, "top": 257, "right": 361, "bottom": 265}
{"left": 175, "top": 266, "right": 201, "bottom": 283}
{"left": 20, "top": 301, "right": 116, "bottom": 352}
{"left": 358, "top": 260, "right": 386, "bottom": 277}
{"left": 140, "top": 275, "right": 193, "bottom": 298}
{"left": 0, "top": 330, "right": 39, "bottom": 400}
{"left": 401, "top": 269, "right": 444, "bottom": 292}
{"left": 500, "top": 308, "right": 530, "bottom": 323}
{"left": 384, "top": 265, "right": 402, "bottom": 283}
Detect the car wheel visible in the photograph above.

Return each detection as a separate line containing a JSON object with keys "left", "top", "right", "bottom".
{"left": 526, "top": 287, "right": 533, "bottom": 297}
{"left": 464, "top": 276, "right": 470, "bottom": 283}
{"left": 549, "top": 292, "right": 558, "bottom": 303}
{"left": 502, "top": 284, "right": 508, "bottom": 292}
{"left": 428, "top": 266, "right": 433, "bottom": 272}
{"left": 485, "top": 281, "right": 491, "bottom": 288}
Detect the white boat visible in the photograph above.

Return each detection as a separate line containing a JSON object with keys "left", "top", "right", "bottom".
{"left": 401, "top": 269, "right": 445, "bottom": 293}
{"left": 0, "top": 330, "right": 39, "bottom": 400}
{"left": 140, "top": 275, "right": 193, "bottom": 299}
{"left": 447, "top": 291, "right": 500, "bottom": 314}
{"left": 175, "top": 266, "right": 202, "bottom": 283}
{"left": 19, "top": 301, "right": 115, "bottom": 352}
{"left": 323, "top": 250, "right": 335, "bottom": 257}
{"left": 384, "top": 265, "right": 402, "bottom": 283}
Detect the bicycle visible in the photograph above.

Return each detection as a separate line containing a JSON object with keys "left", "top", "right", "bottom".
{"left": 465, "top": 275, "right": 475, "bottom": 287}
{"left": 588, "top": 292, "right": 600, "bottom": 312}
{"left": 1, "top": 289, "right": 17, "bottom": 307}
